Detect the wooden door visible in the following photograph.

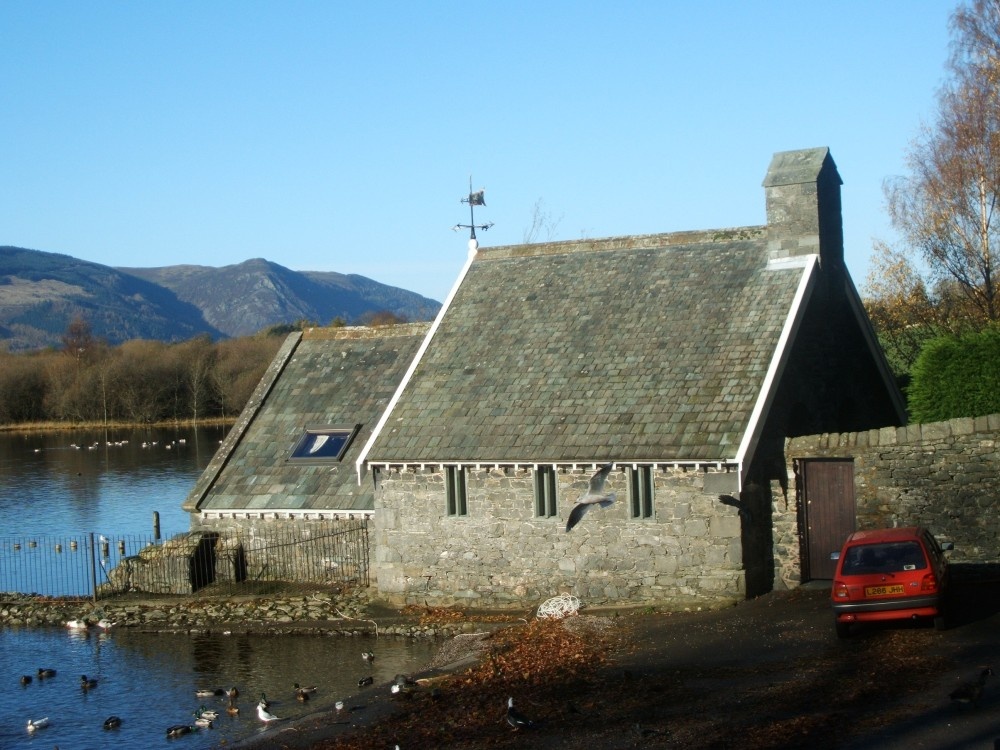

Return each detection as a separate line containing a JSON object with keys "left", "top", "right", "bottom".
{"left": 801, "top": 459, "right": 856, "bottom": 580}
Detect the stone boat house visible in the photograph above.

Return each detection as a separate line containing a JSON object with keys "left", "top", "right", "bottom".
{"left": 181, "top": 147, "right": 907, "bottom": 608}
{"left": 355, "top": 147, "right": 906, "bottom": 609}
{"left": 180, "top": 323, "right": 429, "bottom": 590}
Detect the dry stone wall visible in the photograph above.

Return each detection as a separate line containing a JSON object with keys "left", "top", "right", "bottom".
{"left": 372, "top": 465, "right": 744, "bottom": 609}
{"left": 778, "top": 412, "right": 1000, "bottom": 587}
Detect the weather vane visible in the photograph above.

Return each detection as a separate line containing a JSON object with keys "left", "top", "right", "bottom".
{"left": 452, "top": 176, "right": 494, "bottom": 252}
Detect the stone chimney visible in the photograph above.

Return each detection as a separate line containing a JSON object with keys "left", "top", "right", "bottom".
{"left": 762, "top": 147, "right": 844, "bottom": 270}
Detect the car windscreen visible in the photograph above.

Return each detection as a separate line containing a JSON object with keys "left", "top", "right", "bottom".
{"left": 841, "top": 541, "right": 928, "bottom": 575}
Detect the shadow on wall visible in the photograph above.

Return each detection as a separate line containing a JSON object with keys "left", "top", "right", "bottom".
{"left": 946, "top": 563, "right": 1000, "bottom": 628}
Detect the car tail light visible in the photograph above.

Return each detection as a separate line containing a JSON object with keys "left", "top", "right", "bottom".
{"left": 921, "top": 573, "right": 938, "bottom": 592}
{"left": 833, "top": 581, "right": 849, "bottom": 598}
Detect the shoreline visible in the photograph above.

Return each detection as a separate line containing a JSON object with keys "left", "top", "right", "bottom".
{"left": 0, "top": 417, "right": 236, "bottom": 433}
{"left": 0, "top": 590, "right": 518, "bottom": 639}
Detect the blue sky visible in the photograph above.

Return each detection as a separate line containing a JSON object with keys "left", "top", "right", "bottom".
{"left": 1, "top": 2, "right": 956, "bottom": 304}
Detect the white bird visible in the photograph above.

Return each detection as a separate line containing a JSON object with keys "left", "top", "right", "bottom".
{"left": 257, "top": 701, "right": 282, "bottom": 722}
{"left": 27, "top": 717, "right": 49, "bottom": 732}
{"left": 565, "top": 463, "right": 617, "bottom": 532}
{"left": 97, "top": 619, "right": 117, "bottom": 630}
{"left": 65, "top": 618, "right": 88, "bottom": 630}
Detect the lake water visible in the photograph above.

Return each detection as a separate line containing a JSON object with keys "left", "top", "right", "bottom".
{"left": 0, "top": 426, "right": 437, "bottom": 749}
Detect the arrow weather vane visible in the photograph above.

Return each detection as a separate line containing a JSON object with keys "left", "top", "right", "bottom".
{"left": 452, "top": 176, "right": 494, "bottom": 252}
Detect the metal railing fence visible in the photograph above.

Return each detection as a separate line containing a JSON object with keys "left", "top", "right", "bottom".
{"left": 0, "top": 521, "right": 370, "bottom": 601}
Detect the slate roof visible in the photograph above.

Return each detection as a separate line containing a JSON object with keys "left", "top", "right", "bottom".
{"left": 186, "top": 323, "right": 428, "bottom": 514}
{"left": 365, "top": 228, "right": 808, "bottom": 465}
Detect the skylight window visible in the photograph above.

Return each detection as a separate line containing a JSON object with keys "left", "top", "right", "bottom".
{"left": 289, "top": 425, "right": 360, "bottom": 462}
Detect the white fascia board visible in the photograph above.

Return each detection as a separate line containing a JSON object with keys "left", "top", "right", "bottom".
{"left": 354, "top": 245, "right": 480, "bottom": 484}
{"left": 369, "top": 459, "right": 740, "bottom": 473}
{"left": 199, "top": 509, "right": 373, "bottom": 520}
{"left": 735, "top": 254, "right": 819, "bottom": 485}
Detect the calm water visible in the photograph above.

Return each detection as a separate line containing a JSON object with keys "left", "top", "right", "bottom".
{"left": 0, "top": 426, "right": 225, "bottom": 537}
{"left": 0, "top": 427, "right": 437, "bottom": 749}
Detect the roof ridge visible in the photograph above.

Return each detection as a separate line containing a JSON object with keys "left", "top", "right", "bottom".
{"left": 480, "top": 225, "right": 765, "bottom": 259}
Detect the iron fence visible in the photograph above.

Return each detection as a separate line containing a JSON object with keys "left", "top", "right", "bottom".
{"left": 0, "top": 521, "right": 370, "bottom": 601}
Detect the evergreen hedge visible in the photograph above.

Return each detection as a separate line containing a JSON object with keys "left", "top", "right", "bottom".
{"left": 908, "top": 326, "right": 1000, "bottom": 422}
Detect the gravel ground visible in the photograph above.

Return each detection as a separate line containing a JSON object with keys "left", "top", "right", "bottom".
{"left": 236, "top": 572, "right": 1000, "bottom": 750}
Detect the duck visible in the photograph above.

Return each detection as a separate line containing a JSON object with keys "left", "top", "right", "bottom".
{"left": 226, "top": 686, "right": 239, "bottom": 702}
{"left": 195, "top": 687, "right": 225, "bottom": 698}
{"left": 19, "top": 674, "right": 32, "bottom": 685}
{"left": 65, "top": 618, "right": 89, "bottom": 630}
{"left": 362, "top": 650, "right": 375, "bottom": 664}
{"left": 37, "top": 668, "right": 56, "bottom": 679}
{"left": 358, "top": 675, "right": 374, "bottom": 687}
{"left": 96, "top": 618, "right": 117, "bottom": 630}
{"left": 390, "top": 682, "right": 415, "bottom": 698}
{"left": 195, "top": 707, "right": 219, "bottom": 720}
{"left": 193, "top": 716, "right": 213, "bottom": 728}
{"left": 166, "top": 724, "right": 194, "bottom": 737}
{"left": 950, "top": 667, "right": 994, "bottom": 706}
{"left": 80, "top": 674, "right": 98, "bottom": 690}
{"left": 293, "top": 682, "right": 317, "bottom": 700}
{"left": 26, "top": 717, "right": 49, "bottom": 733}
{"left": 258, "top": 692, "right": 270, "bottom": 709}
{"left": 506, "top": 697, "right": 536, "bottom": 730}
{"left": 226, "top": 701, "right": 240, "bottom": 716}
{"left": 256, "top": 701, "right": 282, "bottom": 723}
{"left": 103, "top": 716, "right": 122, "bottom": 730}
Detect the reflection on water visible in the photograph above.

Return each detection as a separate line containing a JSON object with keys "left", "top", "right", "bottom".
{"left": 0, "top": 428, "right": 438, "bottom": 748}
{"left": 0, "top": 426, "right": 230, "bottom": 596}
{"left": 0, "top": 627, "right": 438, "bottom": 749}
{"left": 0, "top": 426, "right": 228, "bottom": 538}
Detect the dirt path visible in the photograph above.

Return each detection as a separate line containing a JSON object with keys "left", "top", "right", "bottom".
{"left": 236, "top": 578, "right": 1000, "bottom": 750}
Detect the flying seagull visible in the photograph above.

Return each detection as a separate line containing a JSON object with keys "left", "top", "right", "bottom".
{"left": 566, "top": 463, "right": 617, "bottom": 532}
{"left": 718, "top": 494, "right": 752, "bottom": 523}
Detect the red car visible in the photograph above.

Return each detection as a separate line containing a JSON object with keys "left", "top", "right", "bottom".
{"left": 830, "top": 526, "right": 954, "bottom": 638}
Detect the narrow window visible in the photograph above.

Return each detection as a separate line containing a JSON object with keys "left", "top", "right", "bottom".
{"left": 446, "top": 466, "right": 468, "bottom": 517}
{"left": 628, "top": 467, "right": 654, "bottom": 519}
{"left": 534, "top": 467, "right": 558, "bottom": 517}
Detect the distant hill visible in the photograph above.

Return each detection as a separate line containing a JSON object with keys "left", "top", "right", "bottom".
{"left": 0, "top": 246, "right": 440, "bottom": 351}
{"left": 122, "top": 259, "right": 440, "bottom": 337}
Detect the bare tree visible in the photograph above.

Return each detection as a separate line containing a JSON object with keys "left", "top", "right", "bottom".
{"left": 884, "top": 0, "right": 1000, "bottom": 327}
{"left": 863, "top": 241, "right": 943, "bottom": 373}
{"left": 522, "top": 198, "right": 564, "bottom": 244}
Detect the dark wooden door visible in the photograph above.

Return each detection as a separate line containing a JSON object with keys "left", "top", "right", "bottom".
{"left": 801, "top": 459, "right": 856, "bottom": 580}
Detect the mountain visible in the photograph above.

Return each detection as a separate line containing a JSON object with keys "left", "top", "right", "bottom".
{"left": 0, "top": 246, "right": 440, "bottom": 351}
{"left": 121, "top": 259, "right": 440, "bottom": 337}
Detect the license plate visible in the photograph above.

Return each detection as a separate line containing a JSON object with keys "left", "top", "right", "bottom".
{"left": 865, "top": 584, "right": 905, "bottom": 597}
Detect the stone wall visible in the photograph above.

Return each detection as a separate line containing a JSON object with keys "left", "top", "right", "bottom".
{"left": 372, "top": 465, "right": 745, "bottom": 609}
{"left": 120, "top": 519, "right": 371, "bottom": 594}
{"left": 778, "top": 412, "right": 1000, "bottom": 587}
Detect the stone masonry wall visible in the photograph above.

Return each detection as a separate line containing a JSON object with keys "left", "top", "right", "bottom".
{"left": 372, "top": 465, "right": 744, "bottom": 609}
{"left": 778, "top": 412, "right": 1000, "bottom": 588}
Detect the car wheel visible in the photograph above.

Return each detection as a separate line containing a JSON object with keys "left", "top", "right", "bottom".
{"left": 835, "top": 620, "right": 851, "bottom": 639}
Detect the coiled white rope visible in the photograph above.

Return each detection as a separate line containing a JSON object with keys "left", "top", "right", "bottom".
{"left": 536, "top": 594, "right": 580, "bottom": 619}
